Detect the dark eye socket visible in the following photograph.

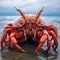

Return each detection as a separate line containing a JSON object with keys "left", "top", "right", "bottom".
{"left": 14, "top": 27, "right": 22, "bottom": 32}
{"left": 38, "top": 20, "right": 42, "bottom": 23}
{"left": 19, "top": 20, "right": 24, "bottom": 23}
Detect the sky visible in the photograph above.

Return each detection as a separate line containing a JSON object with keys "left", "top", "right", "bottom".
{"left": 0, "top": 0, "right": 60, "bottom": 16}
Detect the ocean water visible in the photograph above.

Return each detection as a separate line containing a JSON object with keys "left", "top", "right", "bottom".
{"left": 0, "top": 16, "right": 60, "bottom": 60}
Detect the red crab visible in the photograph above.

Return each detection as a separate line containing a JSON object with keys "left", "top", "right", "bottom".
{"left": 0, "top": 7, "right": 58, "bottom": 54}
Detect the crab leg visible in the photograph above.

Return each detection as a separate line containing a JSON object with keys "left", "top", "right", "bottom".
{"left": 1, "top": 30, "right": 7, "bottom": 49}
{"left": 10, "top": 33, "right": 26, "bottom": 53}
{"left": 49, "top": 31, "right": 58, "bottom": 51}
{"left": 46, "top": 40, "right": 51, "bottom": 53}
{"left": 35, "top": 30, "right": 51, "bottom": 54}
{"left": 35, "top": 35, "right": 47, "bottom": 54}
{"left": 0, "top": 24, "right": 13, "bottom": 50}
{"left": 0, "top": 30, "right": 12, "bottom": 50}
{"left": 5, "top": 35, "right": 12, "bottom": 50}
{"left": 47, "top": 25, "right": 58, "bottom": 38}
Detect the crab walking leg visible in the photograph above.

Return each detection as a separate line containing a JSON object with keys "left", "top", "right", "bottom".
{"left": 45, "top": 40, "right": 51, "bottom": 53}
{"left": 47, "top": 25, "right": 58, "bottom": 38}
{"left": 5, "top": 36, "right": 12, "bottom": 50}
{"left": 1, "top": 30, "right": 7, "bottom": 49}
{"left": 49, "top": 31, "right": 58, "bottom": 51}
{"left": 35, "top": 35, "right": 48, "bottom": 54}
{"left": 35, "top": 30, "right": 51, "bottom": 54}
{"left": 10, "top": 35, "right": 26, "bottom": 53}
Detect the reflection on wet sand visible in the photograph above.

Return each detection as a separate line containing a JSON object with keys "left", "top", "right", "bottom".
{"left": 0, "top": 43, "right": 58, "bottom": 60}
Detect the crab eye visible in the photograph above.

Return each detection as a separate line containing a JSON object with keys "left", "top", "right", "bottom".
{"left": 37, "top": 20, "right": 41, "bottom": 24}
{"left": 38, "top": 20, "right": 42, "bottom": 23}
{"left": 19, "top": 20, "right": 25, "bottom": 24}
{"left": 19, "top": 20, "right": 23, "bottom": 23}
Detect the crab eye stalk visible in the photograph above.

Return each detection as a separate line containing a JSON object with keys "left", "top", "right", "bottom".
{"left": 35, "top": 6, "right": 44, "bottom": 22}
{"left": 14, "top": 7, "right": 26, "bottom": 21}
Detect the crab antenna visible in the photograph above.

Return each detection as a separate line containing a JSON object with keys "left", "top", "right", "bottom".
{"left": 14, "top": 7, "right": 26, "bottom": 20}
{"left": 35, "top": 7, "right": 44, "bottom": 22}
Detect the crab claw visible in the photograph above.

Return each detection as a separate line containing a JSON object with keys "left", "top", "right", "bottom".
{"left": 35, "top": 30, "right": 51, "bottom": 54}
{"left": 9, "top": 32, "right": 26, "bottom": 53}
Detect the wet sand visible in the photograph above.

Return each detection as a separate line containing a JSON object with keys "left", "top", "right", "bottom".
{"left": 0, "top": 43, "right": 59, "bottom": 60}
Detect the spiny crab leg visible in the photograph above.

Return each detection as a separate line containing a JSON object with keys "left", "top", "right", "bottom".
{"left": 35, "top": 30, "right": 51, "bottom": 54}
{"left": 9, "top": 32, "right": 26, "bottom": 53}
